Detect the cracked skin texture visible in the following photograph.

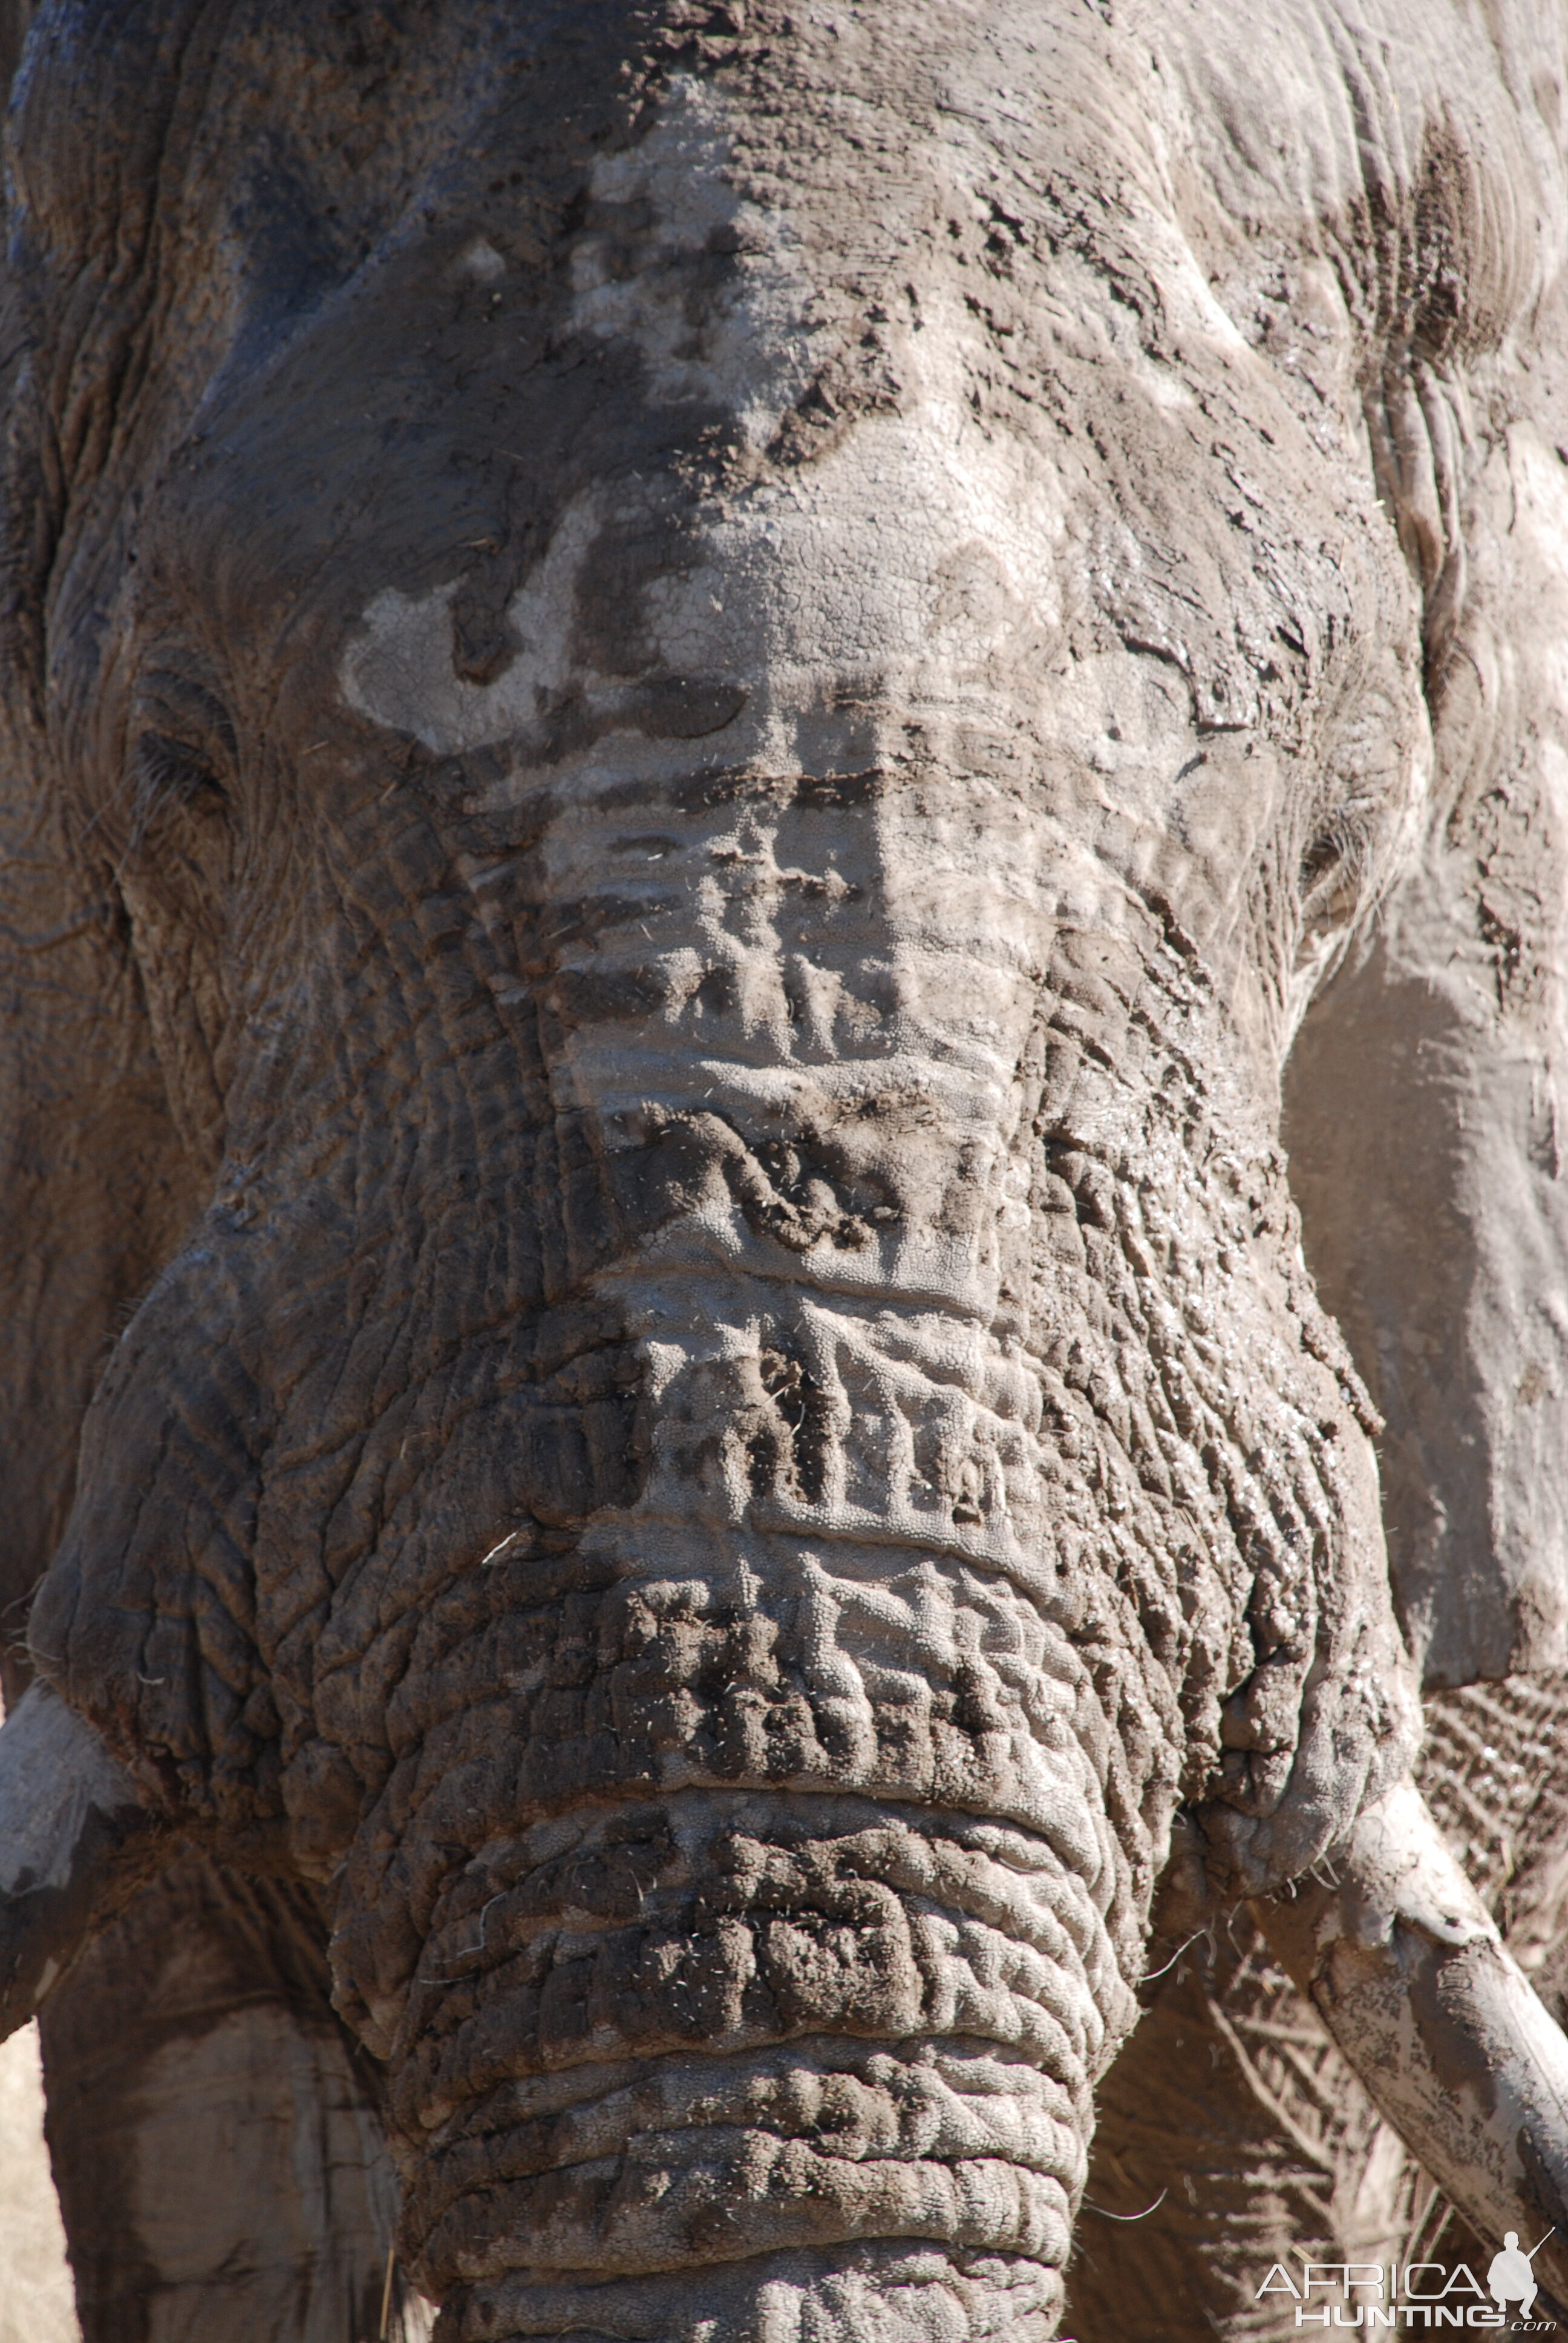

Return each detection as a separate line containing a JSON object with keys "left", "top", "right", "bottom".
{"left": 2, "top": 1, "right": 1566, "bottom": 2337}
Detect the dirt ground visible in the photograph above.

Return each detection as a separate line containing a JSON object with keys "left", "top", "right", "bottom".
{"left": 0, "top": 2024, "right": 79, "bottom": 2343}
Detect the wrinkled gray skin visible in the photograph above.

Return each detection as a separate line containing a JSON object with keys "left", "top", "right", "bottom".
{"left": 3, "top": 4, "right": 1568, "bottom": 2340}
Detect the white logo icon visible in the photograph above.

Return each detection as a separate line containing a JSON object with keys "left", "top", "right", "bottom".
{"left": 1489, "top": 2233, "right": 1553, "bottom": 2323}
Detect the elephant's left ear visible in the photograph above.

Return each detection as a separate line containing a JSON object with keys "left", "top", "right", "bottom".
{"left": 1284, "top": 332, "right": 1568, "bottom": 1688}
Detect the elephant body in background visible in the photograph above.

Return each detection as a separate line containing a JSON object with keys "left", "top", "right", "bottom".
{"left": 1, "top": 4, "right": 1568, "bottom": 2338}
{"left": 1075, "top": 1671, "right": 1568, "bottom": 2338}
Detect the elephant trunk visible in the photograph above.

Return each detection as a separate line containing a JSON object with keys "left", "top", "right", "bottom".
{"left": 327, "top": 772, "right": 1157, "bottom": 2333}
{"left": 382, "top": 1793, "right": 1119, "bottom": 2339}
{"left": 271, "top": 741, "right": 1411, "bottom": 2337}
{"left": 1257, "top": 1778, "right": 1568, "bottom": 2318}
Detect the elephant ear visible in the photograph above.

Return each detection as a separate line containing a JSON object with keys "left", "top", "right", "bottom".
{"left": 1284, "top": 304, "right": 1568, "bottom": 1688}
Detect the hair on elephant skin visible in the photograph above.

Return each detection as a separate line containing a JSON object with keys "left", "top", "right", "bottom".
{"left": 0, "top": 5, "right": 1567, "bottom": 2341}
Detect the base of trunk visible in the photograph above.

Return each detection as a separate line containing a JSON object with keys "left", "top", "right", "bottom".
{"left": 436, "top": 2241, "right": 1059, "bottom": 2341}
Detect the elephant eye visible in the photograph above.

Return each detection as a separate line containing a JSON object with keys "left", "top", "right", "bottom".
{"left": 126, "top": 672, "right": 237, "bottom": 845}
{"left": 1299, "top": 831, "right": 1344, "bottom": 891}
{"left": 134, "top": 730, "right": 226, "bottom": 810}
{"left": 1298, "top": 807, "right": 1369, "bottom": 934}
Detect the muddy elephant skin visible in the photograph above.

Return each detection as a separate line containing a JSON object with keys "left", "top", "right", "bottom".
{"left": 2, "top": 4, "right": 1566, "bottom": 2339}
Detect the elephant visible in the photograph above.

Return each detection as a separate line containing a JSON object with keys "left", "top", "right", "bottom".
{"left": 2, "top": 2, "right": 1568, "bottom": 2340}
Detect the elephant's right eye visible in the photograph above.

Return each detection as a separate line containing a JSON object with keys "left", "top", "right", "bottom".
{"left": 126, "top": 672, "right": 238, "bottom": 848}
{"left": 132, "top": 729, "right": 226, "bottom": 813}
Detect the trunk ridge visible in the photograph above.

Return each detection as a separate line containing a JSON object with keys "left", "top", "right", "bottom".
{"left": 296, "top": 771, "right": 1414, "bottom": 2338}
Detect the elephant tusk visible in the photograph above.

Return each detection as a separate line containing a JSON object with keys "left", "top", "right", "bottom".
{"left": 0, "top": 1683, "right": 168, "bottom": 2039}
{"left": 1255, "top": 1777, "right": 1568, "bottom": 2315}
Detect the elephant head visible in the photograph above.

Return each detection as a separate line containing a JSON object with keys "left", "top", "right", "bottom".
{"left": 3, "top": 4, "right": 1568, "bottom": 2337}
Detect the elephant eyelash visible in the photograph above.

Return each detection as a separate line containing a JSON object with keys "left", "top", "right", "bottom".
{"left": 125, "top": 666, "right": 239, "bottom": 843}
{"left": 1299, "top": 830, "right": 1346, "bottom": 888}
{"left": 1299, "top": 810, "right": 1371, "bottom": 920}
{"left": 135, "top": 730, "right": 224, "bottom": 802}
{"left": 129, "top": 729, "right": 230, "bottom": 844}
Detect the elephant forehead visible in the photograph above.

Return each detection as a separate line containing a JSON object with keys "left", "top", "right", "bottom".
{"left": 338, "top": 402, "right": 1065, "bottom": 763}
{"left": 645, "top": 410, "right": 1065, "bottom": 693}
{"left": 336, "top": 68, "right": 1066, "bottom": 764}
{"left": 564, "top": 71, "right": 827, "bottom": 447}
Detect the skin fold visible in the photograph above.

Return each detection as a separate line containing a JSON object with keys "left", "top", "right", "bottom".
{"left": 0, "top": 3, "right": 1564, "bottom": 2338}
